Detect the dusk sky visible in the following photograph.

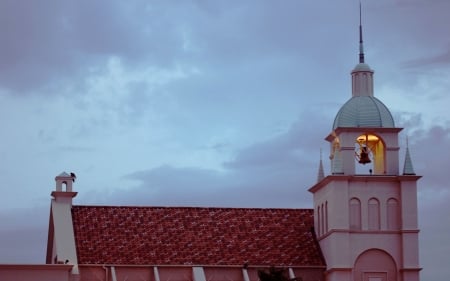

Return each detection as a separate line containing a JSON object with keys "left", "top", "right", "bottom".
{"left": 0, "top": 1, "right": 449, "bottom": 280}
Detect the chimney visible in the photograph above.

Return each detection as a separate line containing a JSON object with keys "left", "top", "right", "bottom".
{"left": 51, "top": 172, "right": 77, "bottom": 205}
{"left": 47, "top": 172, "right": 80, "bottom": 278}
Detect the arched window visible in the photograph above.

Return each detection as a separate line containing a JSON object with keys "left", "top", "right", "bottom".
{"left": 349, "top": 198, "right": 361, "bottom": 230}
{"left": 62, "top": 181, "right": 68, "bottom": 191}
{"left": 387, "top": 198, "right": 400, "bottom": 230}
{"left": 355, "top": 133, "right": 386, "bottom": 175}
{"left": 321, "top": 203, "right": 325, "bottom": 235}
{"left": 368, "top": 198, "right": 380, "bottom": 230}
{"left": 325, "top": 201, "right": 328, "bottom": 233}
{"left": 317, "top": 206, "right": 321, "bottom": 236}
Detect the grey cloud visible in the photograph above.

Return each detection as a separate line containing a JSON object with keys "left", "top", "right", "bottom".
{"left": 395, "top": 112, "right": 423, "bottom": 131}
{"left": 2, "top": 0, "right": 449, "bottom": 97}
{"left": 0, "top": 0, "right": 188, "bottom": 93}
{"left": 393, "top": 113, "right": 450, "bottom": 190}
{"left": 224, "top": 115, "right": 328, "bottom": 171}
{"left": 112, "top": 163, "right": 311, "bottom": 209}
{"left": 57, "top": 145, "right": 95, "bottom": 153}
{"left": 414, "top": 125, "right": 450, "bottom": 280}
{"left": 419, "top": 192, "right": 450, "bottom": 280}
{"left": 103, "top": 113, "right": 331, "bottom": 208}
{"left": 101, "top": 116, "right": 450, "bottom": 212}
{"left": 0, "top": 206, "right": 49, "bottom": 263}
{"left": 0, "top": 225, "right": 47, "bottom": 263}
{"left": 402, "top": 48, "right": 450, "bottom": 69}
{"left": 410, "top": 124, "right": 450, "bottom": 188}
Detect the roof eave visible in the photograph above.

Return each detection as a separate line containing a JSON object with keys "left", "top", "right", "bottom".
{"left": 333, "top": 126, "right": 403, "bottom": 134}
{"left": 309, "top": 174, "right": 422, "bottom": 193}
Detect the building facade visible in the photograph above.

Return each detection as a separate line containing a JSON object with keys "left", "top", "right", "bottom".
{"left": 43, "top": 172, "right": 325, "bottom": 281}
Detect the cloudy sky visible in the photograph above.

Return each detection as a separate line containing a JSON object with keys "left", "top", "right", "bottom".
{"left": 0, "top": 0, "right": 449, "bottom": 280}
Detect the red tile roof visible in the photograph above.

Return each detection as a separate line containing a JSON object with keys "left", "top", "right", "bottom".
{"left": 71, "top": 206, "right": 324, "bottom": 267}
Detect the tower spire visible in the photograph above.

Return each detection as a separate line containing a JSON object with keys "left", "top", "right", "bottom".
{"left": 350, "top": 1, "right": 374, "bottom": 97}
{"left": 403, "top": 137, "right": 416, "bottom": 175}
{"left": 317, "top": 149, "right": 325, "bottom": 182}
{"left": 359, "top": 1, "right": 365, "bottom": 63}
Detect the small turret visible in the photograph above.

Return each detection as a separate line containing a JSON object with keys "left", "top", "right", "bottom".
{"left": 403, "top": 139, "right": 416, "bottom": 175}
{"left": 351, "top": 4, "right": 374, "bottom": 98}
{"left": 55, "top": 172, "right": 76, "bottom": 192}
{"left": 51, "top": 171, "right": 77, "bottom": 205}
{"left": 317, "top": 150, "right": 325, "bottom": 183}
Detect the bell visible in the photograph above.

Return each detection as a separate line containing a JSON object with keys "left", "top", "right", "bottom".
{"left": 358, "top": 147, "right": 371, "bottom": 164}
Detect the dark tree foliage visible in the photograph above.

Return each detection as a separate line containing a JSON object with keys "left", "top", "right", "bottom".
{"left": 257, "top": 267, "right": 302, "bottom": 281}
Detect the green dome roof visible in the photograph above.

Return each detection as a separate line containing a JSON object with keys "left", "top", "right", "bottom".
{"left": 333, "top": 96, "right": 395, "bottom": 129}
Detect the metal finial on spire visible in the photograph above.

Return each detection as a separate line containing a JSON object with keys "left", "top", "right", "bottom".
{"left": 359, "top": 1, "right": 365, "bottom": 63}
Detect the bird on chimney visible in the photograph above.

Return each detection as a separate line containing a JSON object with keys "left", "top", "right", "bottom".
{"left": 70, "top": 172, "right": 76, "bottom": 182}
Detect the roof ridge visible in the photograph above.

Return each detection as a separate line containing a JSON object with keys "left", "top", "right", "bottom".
{"left": 72, "top": 205, "right": 314, "bottom": 211}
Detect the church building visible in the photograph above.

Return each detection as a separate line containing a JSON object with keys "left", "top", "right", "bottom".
{"left": 0, "top": 17, "right": 421, "bottom": 281}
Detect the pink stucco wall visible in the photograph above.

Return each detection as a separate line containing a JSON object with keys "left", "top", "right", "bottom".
{"left": 77, "top": 265, "right": 324, "bottom": 281}
{"left": 0, "top": 264, "right": 73, "bottom": 281}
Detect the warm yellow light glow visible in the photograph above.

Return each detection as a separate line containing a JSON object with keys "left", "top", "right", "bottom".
{"left": 357, "top": 134, "right": 379, "bottom": 143}
{"left": 355, "top": 133, "right": 385, "bottom": 174}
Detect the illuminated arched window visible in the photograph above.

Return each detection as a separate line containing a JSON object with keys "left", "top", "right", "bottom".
{"left": 355, "top": 133, "right": 386, "bottom": 175}
{"left": 368, "top": 198, "right": 380, "bottom": 230}
{"left": 349, "top": 198, "right": 361, "bottom": 230}
{"left": 387, "top": 198, "right": 400, "bottom": 230}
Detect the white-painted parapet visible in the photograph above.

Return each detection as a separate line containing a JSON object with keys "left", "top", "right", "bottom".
{"left": 192, "top": 267, "right": 206, "bottom": 281}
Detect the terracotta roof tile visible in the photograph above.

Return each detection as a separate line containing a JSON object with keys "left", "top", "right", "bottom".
{"left": 71, "top": 206, "right": 324, "bottom": 267}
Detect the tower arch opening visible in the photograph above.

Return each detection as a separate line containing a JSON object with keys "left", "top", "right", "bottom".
{"left": 353, "top": 249, "right": 397, "bottom": 281}
{"left": 62, "top": 181, "right": 68, "bottom": 192}
{"left": 355, "top": 133, "right": 386, "bottom": 175}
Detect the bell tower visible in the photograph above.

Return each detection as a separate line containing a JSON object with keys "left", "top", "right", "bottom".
{"left": 309, "top": 7, "right": 421, "bottom": 281}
